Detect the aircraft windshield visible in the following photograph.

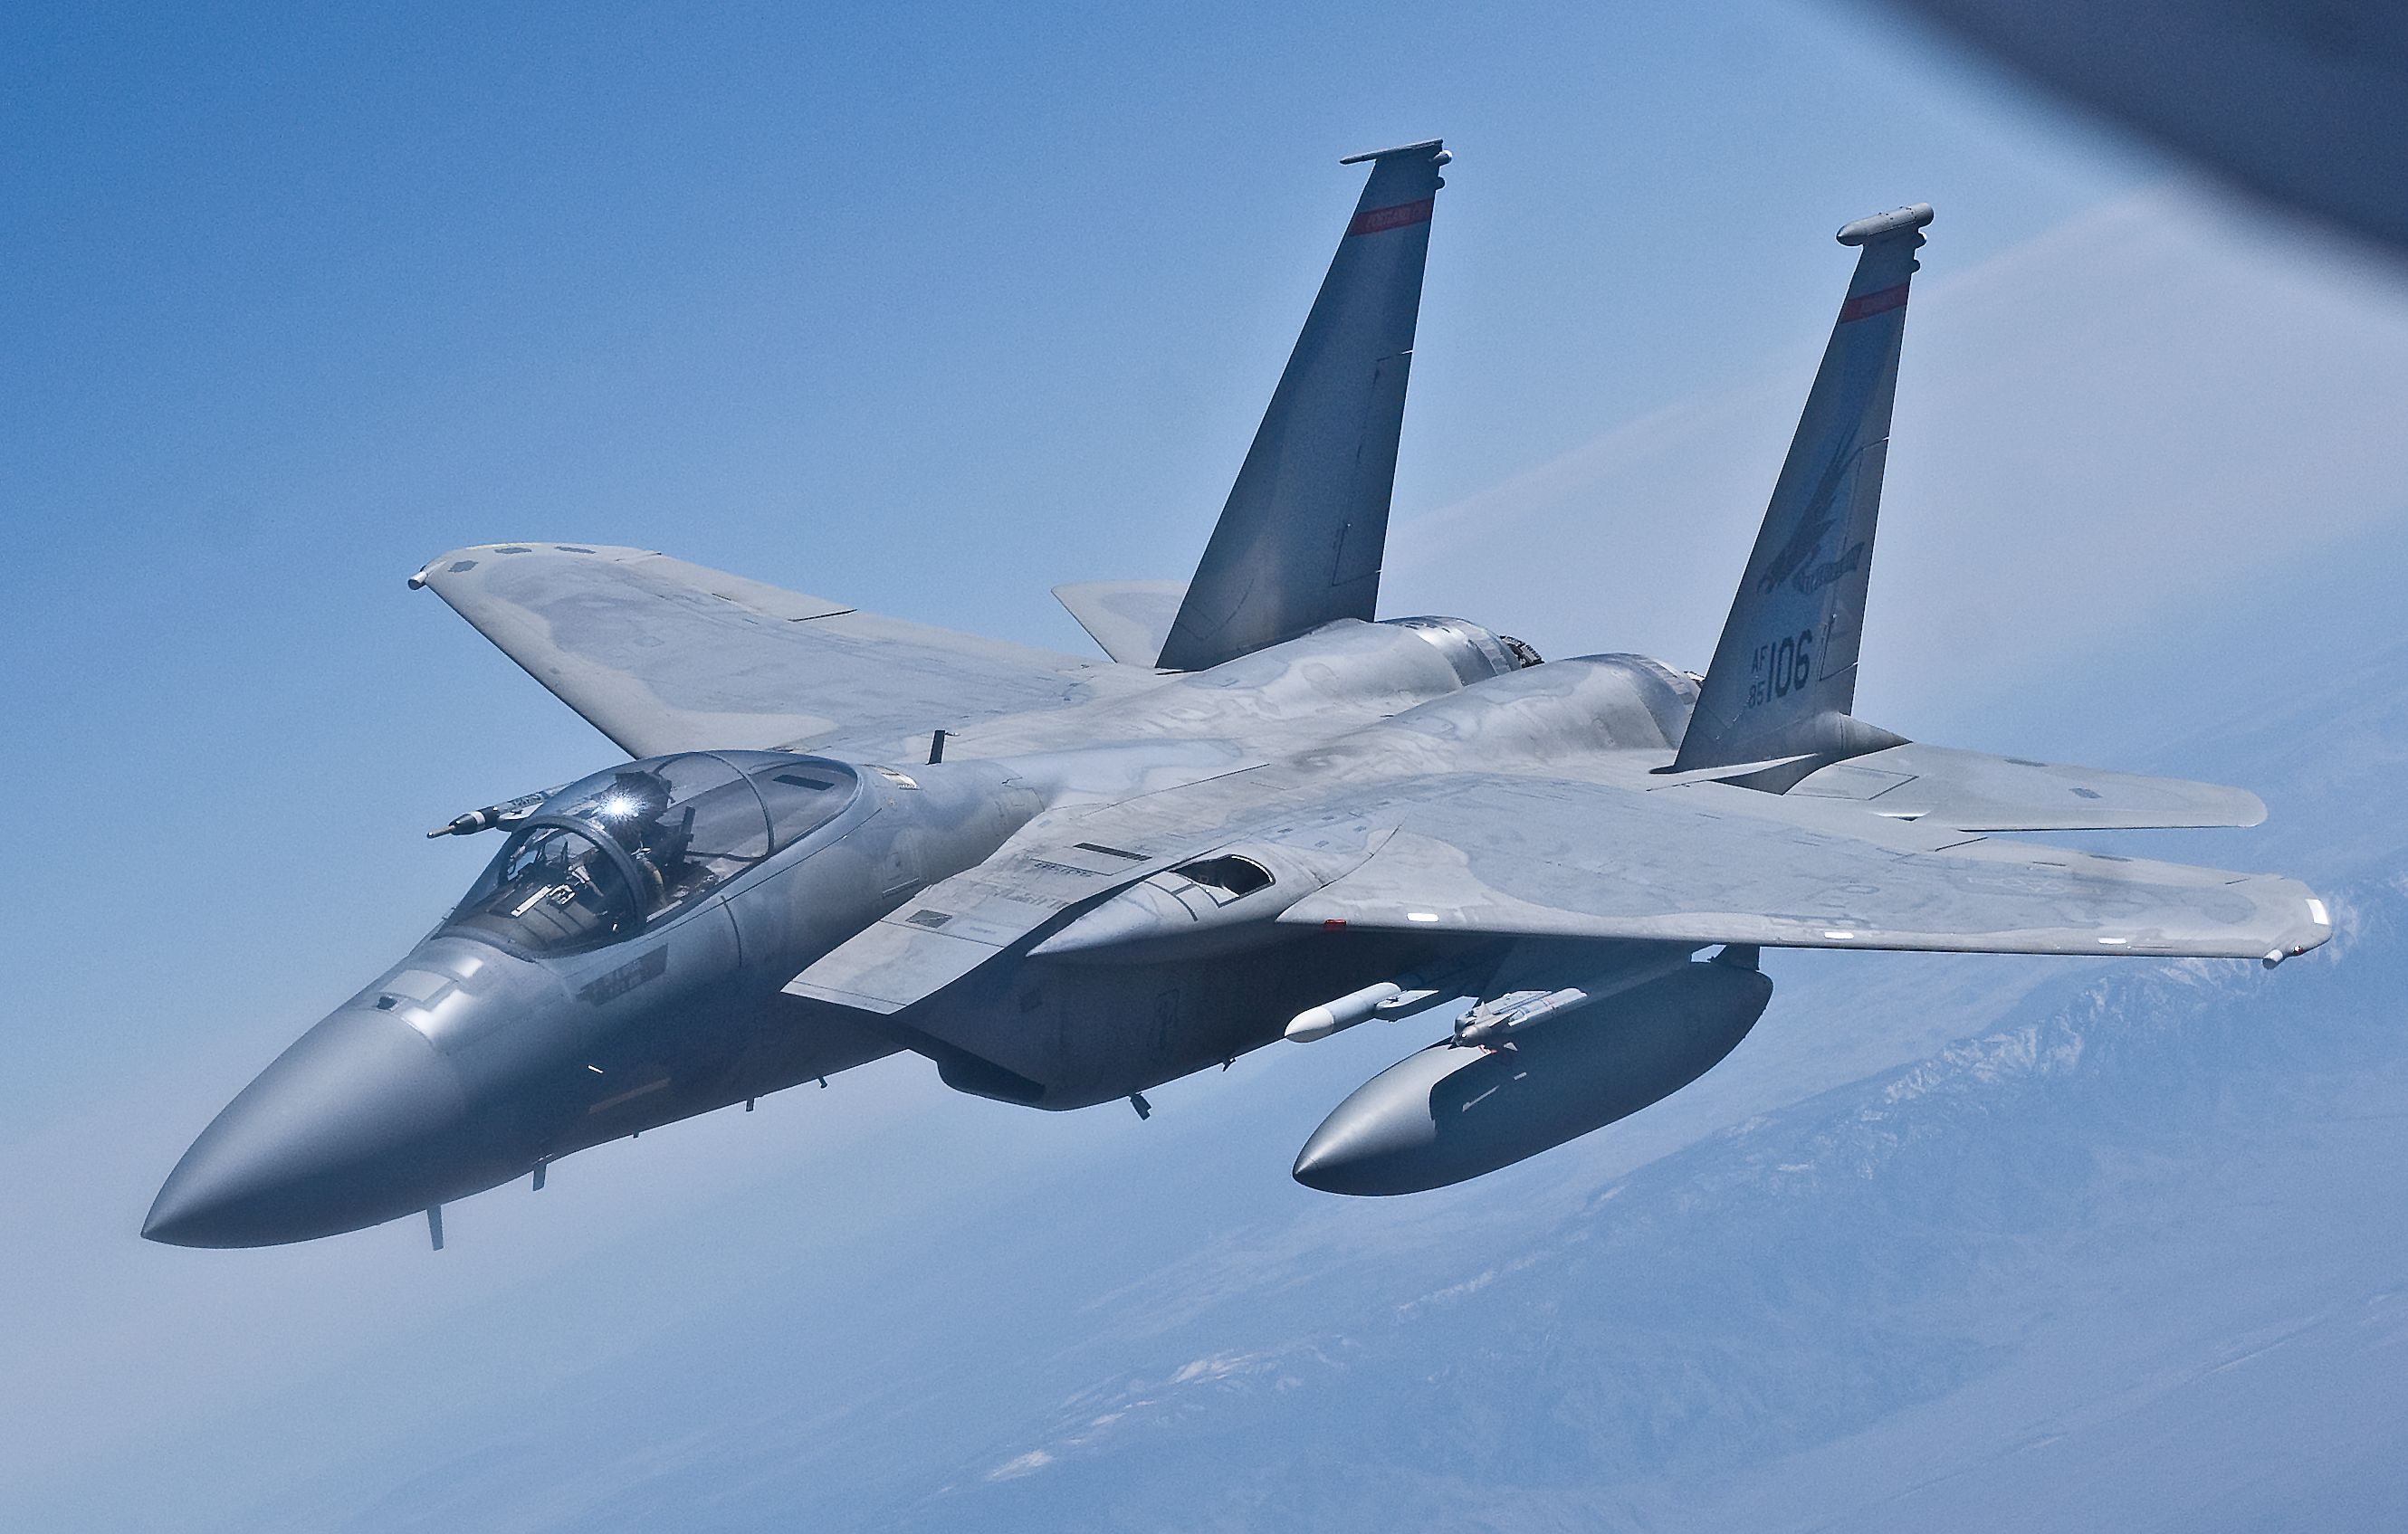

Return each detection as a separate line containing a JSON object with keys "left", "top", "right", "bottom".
{"left": 444, "top": 752, "right": 859, "bottom": 954}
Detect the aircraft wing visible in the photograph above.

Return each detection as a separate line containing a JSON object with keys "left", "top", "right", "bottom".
{"left": 414, "top": 543, "right": 1146, "bottom": 758}
{"left": 1277, "top": 771, "right": 2331, "bottom": 961}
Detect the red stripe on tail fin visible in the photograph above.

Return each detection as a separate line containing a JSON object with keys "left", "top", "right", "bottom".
{"left": 1837, "top": 282, "right": 1909, "bottom": 323}
{"left": 1347, "top": 198, "right": 1435, "bottom": 236}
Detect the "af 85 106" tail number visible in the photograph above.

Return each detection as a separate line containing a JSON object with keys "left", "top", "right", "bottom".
{"left": 1747, "top": 630, "right": 1813, "bottom": 708}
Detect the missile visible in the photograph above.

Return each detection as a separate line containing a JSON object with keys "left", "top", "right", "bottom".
{"left": 1284, "top": 977, "right": 1457, "bottom": 1043}
{"left": 1285, "top": 981, "right": 1403, "bottom": 1042}
{"left": 1291, "top": 953, "right": 1773, "bottom": 1196}
{"left": 1285, "top": 954, "right": 1501, "bottom": 1043}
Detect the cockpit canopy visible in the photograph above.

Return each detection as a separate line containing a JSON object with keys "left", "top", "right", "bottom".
{"left": 444, "top": 751, "right": 860, "bottom": 954}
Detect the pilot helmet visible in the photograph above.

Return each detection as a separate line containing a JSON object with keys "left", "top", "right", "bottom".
{"left": 589, "top": 770, "right": 673, "bottom": 850}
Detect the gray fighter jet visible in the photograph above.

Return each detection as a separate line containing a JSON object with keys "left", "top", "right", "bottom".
{"left": 146, "top": 143, "right": 2331, "bottom": 1248}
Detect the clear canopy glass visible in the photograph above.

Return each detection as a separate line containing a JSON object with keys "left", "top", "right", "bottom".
{"left": 443, "top": 752, "right": 859, "bottom": 954}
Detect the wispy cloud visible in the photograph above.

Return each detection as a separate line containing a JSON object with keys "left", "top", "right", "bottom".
{"left": 1385, "top": 184, "right": 2408, "bottom": 722}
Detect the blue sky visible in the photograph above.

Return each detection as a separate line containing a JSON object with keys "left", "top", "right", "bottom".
{"left": 2, "top": 0, "right": 2169, "bottom": 1098}
{"left": 6, "top": 4, "right": 2407, "bottom": 1529}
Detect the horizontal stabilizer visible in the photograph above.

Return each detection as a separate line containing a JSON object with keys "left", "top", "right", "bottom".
{"left": 1052, "top": 579, "right": 1186, "bottom": 666}
{"left": 1786, "top": 743, "right": 2267, "bottom": 831}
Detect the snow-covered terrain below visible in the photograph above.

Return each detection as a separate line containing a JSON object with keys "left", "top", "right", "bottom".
{"left": 39, "top": 536, "right": 2408, "bottom": 1534}
{"left": 196, "top": 545, "right": 2405, "bottom": 1534}
{"left": 896, "top": 887, "right": 2407, "bottom": 1533}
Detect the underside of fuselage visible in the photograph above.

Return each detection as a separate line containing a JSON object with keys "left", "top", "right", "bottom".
{"left": 895, "top": 929, "right": 1457, "bottom": 1110}
{"left": 425, "top": 918, "right": 1517, "bottom": 1196}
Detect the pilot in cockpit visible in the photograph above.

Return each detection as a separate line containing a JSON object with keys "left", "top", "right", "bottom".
{"left": 588, "top": 775, "right": 683, "bottom": 895}
{"left": 442, "top": 750, "right": 859, "bottom": 955}
{"left": 588, "top": 770, "right": 693, "bottom": 904}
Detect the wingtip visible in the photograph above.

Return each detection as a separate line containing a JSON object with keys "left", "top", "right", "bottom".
{"left": 413, "top": 541, "right": 620, "bottom": 590}
{"left": 410, "top": 546, "right": 480, "bottom": 589}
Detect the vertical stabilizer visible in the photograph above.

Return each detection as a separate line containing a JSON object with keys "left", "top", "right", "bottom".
{"left": 1672, "top": 204, "right": 1933, "bottom": 773}
{"left": 1155, "top": 141, "right": 1450, "bottom": 671}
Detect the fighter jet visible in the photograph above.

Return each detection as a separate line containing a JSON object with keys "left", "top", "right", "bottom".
{"left": 146, "top": 142, "right": 2331, "bottom": 1248}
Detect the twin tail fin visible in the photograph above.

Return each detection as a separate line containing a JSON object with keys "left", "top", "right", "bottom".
{"left": 1671, "top": 204, "right": 1934, "bottom": 773}
{"left": 1154, "top": 141, "right": 1452, "bottom": 672}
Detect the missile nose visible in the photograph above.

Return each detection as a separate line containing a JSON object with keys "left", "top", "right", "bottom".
{"left": 144, "top": 1008, "right": 471, "bottom": 1248}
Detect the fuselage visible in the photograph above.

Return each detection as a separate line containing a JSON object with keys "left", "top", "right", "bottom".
{"left": 146, "top": 618, "right": 1698, "bottom": 1246}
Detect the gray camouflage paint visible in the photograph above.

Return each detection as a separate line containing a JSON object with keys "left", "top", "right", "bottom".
{"left": 1159, "top": 140, "right": 1450, "bottom": 671}
{"left": 148, "top": 162, "right": 2330, "bottom": 1245}
{"left": 1676, "top": 204, "right": 1930, "bottom": 773}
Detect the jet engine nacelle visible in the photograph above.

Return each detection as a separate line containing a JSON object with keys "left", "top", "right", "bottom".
{"left": 1290, "top": 955, "right": 1773, "bottom": 1195}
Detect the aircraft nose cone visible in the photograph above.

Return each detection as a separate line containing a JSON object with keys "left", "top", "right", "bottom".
{"left": 144, "top": 1008, "right": 470, "bottom": 1247}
